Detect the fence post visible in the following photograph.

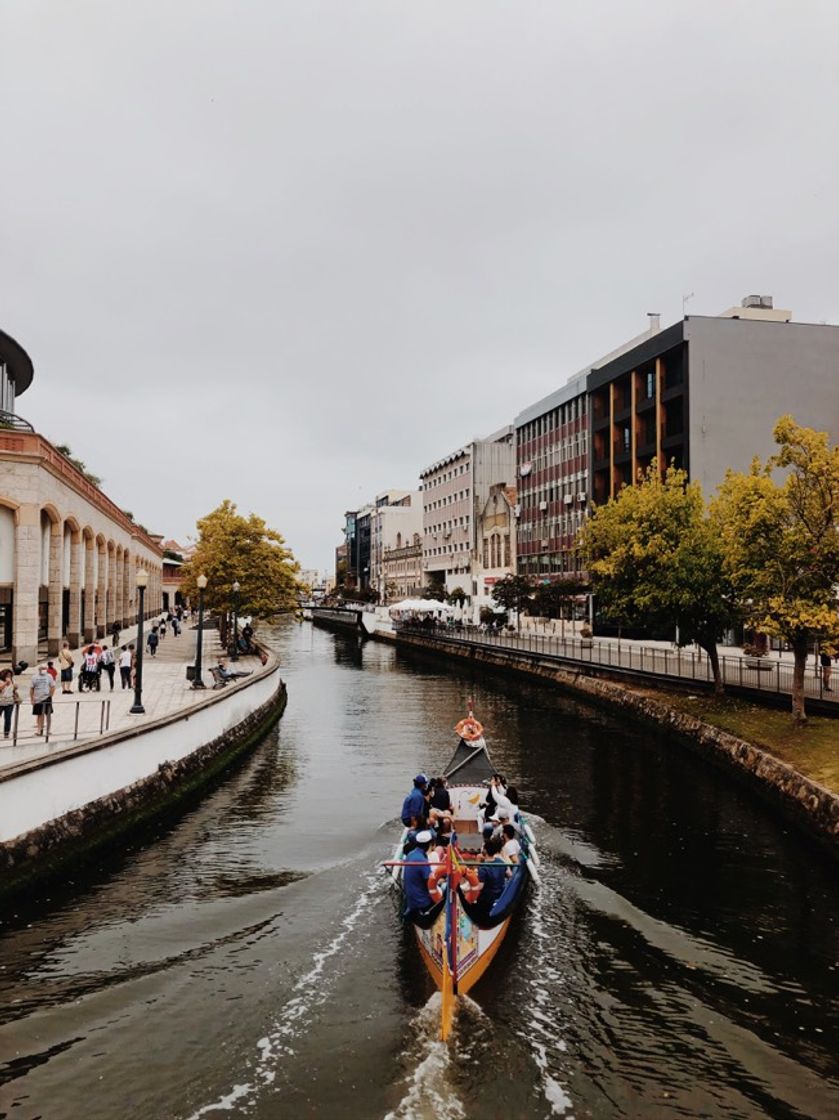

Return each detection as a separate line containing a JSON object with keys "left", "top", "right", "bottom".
{"left": 74, "top": 701, "right": 80, "bottom": 740}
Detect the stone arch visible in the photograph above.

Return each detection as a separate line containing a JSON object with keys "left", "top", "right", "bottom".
{"left": 81, "top": 526, "right": 95, "bottom": 641}
{"left": 63, "top": 516, "right": 82, "bottom": 645}
{"left": 95, "top": 533, "right": 107, "bottom": 638}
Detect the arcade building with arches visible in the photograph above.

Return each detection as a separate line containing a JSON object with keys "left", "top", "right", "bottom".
{"left": 0, "top": 328, "right": 164, "bottom": 667}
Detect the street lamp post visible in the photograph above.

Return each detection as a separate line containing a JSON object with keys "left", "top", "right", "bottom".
{"left": 192, "top": 573, "right": 208, "bottom": 689}
{"left": 231, "top": 580, "right": 241, "bottom": 661}
{"left": 130, "top": 569, "right": 148, "bottom": 714}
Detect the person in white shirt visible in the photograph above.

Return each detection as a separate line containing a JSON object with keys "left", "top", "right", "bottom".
{"left": 118, "top": 645, "right": 133, "bottom": 690}
{"left": 501, "top": 823, "right": 521, "bottom": 870}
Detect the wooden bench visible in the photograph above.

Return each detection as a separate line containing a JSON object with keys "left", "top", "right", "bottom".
{"left": 744, "top": 658, "right": 775, "bottom": 672}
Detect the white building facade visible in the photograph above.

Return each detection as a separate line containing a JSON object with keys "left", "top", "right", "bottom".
{"left": 420, "top": 427, "right": 515, "bottom": 612}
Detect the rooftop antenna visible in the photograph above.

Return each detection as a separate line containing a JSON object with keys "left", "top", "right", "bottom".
{"left": 682, "top": 291, "right": 695, "bottom": 316}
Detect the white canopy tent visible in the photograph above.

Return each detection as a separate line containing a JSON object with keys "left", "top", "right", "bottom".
{"left": 389, "top": 598, "right": 454, "bottom": 616}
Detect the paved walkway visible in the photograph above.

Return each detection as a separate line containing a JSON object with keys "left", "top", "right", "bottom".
{"left": 393, "top": 624, "right": 839, "bottom": 709}
{"left": 0, "top": 623, "right": 266, "bottom": 772}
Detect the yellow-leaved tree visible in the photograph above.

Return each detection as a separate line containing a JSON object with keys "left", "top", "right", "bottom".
{"left": 711, "top": 417, "right": 839, "bottom": 724}
{"left": 180, "top": 500, "right": 301, "bottom": 622}
{"left": 580, "top": 463, "right": 738, "bottom": 693}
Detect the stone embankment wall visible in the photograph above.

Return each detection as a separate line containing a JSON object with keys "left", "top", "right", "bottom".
{"left": 393, "top": 632, "right": 839, "bottom": 855}
{"left": 0, "top": 678, "right": 287, "bottom": 896}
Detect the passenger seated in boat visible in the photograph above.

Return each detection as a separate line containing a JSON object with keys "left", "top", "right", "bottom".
{"left": 428, "top": 830, "right": 450, "bottom": 865}
{"left": 466, "top": 835, "right": 507, "bottom": 918}
{"left": 427, "top": 775, "right": 453, "bottom": 826}
{"left": 489, "top": 808, "right": 520, "bottom": 839}
{"left": 479, "top": 773, "right": 506, "bottom": 820}
{"left": 401, "top": 774, "right": 429, "bottom": 829}
{"left": 501, "top": 823, "right": 521, "bottom": 870}
{"left": 403, "top": 830, "right": 444, "bottom": 919}
{"left": 491, "top": 784, "right": 520, "bottom": 823}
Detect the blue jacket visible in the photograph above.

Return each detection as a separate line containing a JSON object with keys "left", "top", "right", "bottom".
{"left": 401, "top": 787, "right": 426, "bottom": 827}
{"left": 403, "top": 848, "right": 433, "bottom": 912}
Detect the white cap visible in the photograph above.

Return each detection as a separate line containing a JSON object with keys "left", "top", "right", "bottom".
{"left": 415, "top": 830, "right": 434, "bottom": 844}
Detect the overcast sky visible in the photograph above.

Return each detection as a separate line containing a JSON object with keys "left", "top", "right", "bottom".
{"left": 2, "top": 1, "right": 837, "bottom": 570}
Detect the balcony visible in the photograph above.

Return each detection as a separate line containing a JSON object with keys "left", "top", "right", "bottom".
{"left": 0, "top": 409, "right": 34, "bottom": 432}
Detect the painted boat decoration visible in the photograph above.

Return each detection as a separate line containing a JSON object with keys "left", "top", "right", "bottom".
{"left": 386, "top": 708, "right": 539, "bottom": 1040}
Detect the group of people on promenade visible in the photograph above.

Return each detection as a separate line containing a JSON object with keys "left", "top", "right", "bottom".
{"left": 145, "top": 611, "right": 185, "bottom": 658}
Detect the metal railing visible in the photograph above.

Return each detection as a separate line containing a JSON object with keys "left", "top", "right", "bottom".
{"left": 1, "top": 697, "right": 112, "bottom": 748}
{"left": 392, "top": 622, "right": 838, "bottom": 706}
{"left": 0, "top": 408, "right": 35, "bottom": 432}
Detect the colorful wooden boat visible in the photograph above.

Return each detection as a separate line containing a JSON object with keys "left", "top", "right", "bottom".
{"left": 387, "top": 712, "right": 539, "bottom": 1040}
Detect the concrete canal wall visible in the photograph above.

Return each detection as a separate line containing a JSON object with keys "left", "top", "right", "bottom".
{"left": 0, "top": 661, "right": 286, "bottom": 894}
{"left": 388, "top": 630, "right": 839, "bottom": 855}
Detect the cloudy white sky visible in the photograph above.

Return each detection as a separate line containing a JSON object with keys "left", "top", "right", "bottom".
{"left": 2, "top": 1, "right": 837, "bottom": 570}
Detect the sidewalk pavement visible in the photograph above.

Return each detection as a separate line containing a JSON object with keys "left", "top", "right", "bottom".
{"left": 0, "top": 622, "right": 265, "bottom": 772}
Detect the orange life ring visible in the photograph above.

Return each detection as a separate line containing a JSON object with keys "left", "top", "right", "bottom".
{"left": 455, "top": 716, "right": 484, "bottom": 741}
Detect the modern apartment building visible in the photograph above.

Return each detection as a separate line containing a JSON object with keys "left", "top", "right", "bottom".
{"left": 514, "top": 319, "right": 659, "bottom": 578}
{"left": 588, "top": 297, "right": 839, "bottom": 503}
{"left": 420, "top": 427, "right": 515, "bottom": 602}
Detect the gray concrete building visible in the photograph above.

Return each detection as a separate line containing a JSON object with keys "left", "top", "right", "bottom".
{"left": 589, "top": 297, "right": 839, "bottom": 504}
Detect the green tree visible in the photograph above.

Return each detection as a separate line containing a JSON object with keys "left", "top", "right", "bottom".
{"left": 447, "top": 586, "right": 467, "bottom": 606}
{"left": 491, "top": 574, "right": 534, "bottom": 630}
{"left": 712, "top": 417, "right": 839, "bottom": 724}
{"left": 581, "top": 463, "right": 738, "bottom": 692}
{"left": 180, "top": 500, "right": 301, "bottom": 620}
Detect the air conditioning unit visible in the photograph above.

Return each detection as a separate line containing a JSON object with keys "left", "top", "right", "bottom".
{"left": 539, "top": 501, "right": 548, "bottom": 512}
{"left": 444, "top": 531, "right": 451, "bottom": 539}
{"left": 578, "top": 492, "right": 587, "bottom": 502}
{"left": 564, "top": 494, "right": 572, "bottom": 504}
{"left": 514, "top": 504, "right": 521, "bottom": 517}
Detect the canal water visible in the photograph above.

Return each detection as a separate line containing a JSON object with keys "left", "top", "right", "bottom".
{"left": 1, "top": 622, "right": 837, "bottom": 1120}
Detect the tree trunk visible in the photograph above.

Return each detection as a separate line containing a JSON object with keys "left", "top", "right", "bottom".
{"left": 791, "top": 636, "right": 809, "bottom": 726}
{"left": 699, "top": 638, "right": 724, "bottom": 694}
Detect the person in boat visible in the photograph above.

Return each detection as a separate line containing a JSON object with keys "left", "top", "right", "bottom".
{"left": 401, "top": 774, "right": 429, "bottom": 829}
{"left": 466, "top": 834, "right": 508, "bottom": 920}
{"left": 479, "top": 773, "right": 506, "bottom": 821}
{"left": 428, "top": 820, "right": 453, "bottom": 864}
{"left": 428, "top": 775, "right": 452, "bottom": 826}
{"left": 403, "top": 830, "right": 444, "bottom": 920}
{"left": 501, "top": 823, "right": 521, "bottom": 869}
{"left": 489, "top": 808, "right": 520, "bottom": 840}
{"left": 493, "top": 784, "right": 520, "bottom": 823}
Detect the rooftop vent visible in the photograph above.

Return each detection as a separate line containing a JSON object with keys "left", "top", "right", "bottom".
{"left": 742, "top": 295, "right": 774, "bottom": 309}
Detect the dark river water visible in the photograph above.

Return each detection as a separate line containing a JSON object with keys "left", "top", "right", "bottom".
{"left": 1, "top": 622, "right": 838, "bottom": 1120}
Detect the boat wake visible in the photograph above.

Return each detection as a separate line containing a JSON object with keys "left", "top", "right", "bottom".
{"left": 183, "top": 869, "right": 384, "bottom": 1119}
{"left": 382, "top": 994, "right": 466, "bottom": 1120}
{"left": 515, "top": 857, "right": 576, "bottom": 1118}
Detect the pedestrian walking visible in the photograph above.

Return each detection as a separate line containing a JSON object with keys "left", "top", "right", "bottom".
{"left": 820, "top": 649, "right": 833, "bottom": 692}
{"left": 129, "top": 643, "right": 137, "bottom": 686}
{"left": 58, "top": 641, "right": 74, "bottom": 694}
{"left": 147, "top": 628, "right": 159, "bottom": 658}
{"left": 111, "top": 621, "right": 121, "bottom": 648}
{"left": 0, "top": 669, "right": 17, "bottom": 739}
{"left": 99, "top": 644, "right": 116, "bottom": 690}
{"left": 30, "top": 664, "right": 55, "bottom": 736}
{"left": 118, "top": 645, "right": 132, "bottom": 689}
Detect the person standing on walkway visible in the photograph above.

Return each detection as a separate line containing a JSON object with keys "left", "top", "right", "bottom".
{"left": 820, "top": 649, "right": 833, "bottom": 692}
{"left": 111, "top": 621, "right": 121, "bottom": 648}
{"left": 58, "top": 641, "right": 74, "bottom": 694}
{"left": 147, "top": 628, "right": 159, "bottom": 658}
{"left": 118, "top": 645, "right": 132, "bottom": 689}
{"left": 30, "top": 664, "right": 55, "bottom": 736}
{"left": 0, "top": 669, "right": 17, "bottom": 739}
{"left": 99, "top": 644, "right": 116, "bottom": 690}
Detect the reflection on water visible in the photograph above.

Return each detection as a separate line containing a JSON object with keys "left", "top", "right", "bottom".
{"left": 0, "top": 621, "right": 837, "bottom": 1120}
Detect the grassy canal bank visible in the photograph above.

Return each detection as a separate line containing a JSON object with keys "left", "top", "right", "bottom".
{"left": 644, "top": 689, "right": 839, "bottom": 796}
